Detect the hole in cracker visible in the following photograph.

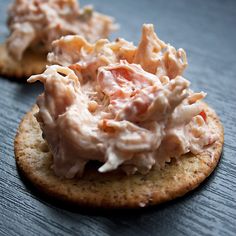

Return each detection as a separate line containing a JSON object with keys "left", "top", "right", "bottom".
{"left": 40, "top": 142, "right": 49, "bottom": 153}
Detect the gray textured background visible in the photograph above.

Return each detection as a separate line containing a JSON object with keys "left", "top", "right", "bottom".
{"left": 0, "top": 0, "right": 236, "bottom": 235}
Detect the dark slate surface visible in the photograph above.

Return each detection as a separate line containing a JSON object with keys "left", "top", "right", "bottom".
{"left": 0, "top": 0, "right": 236, "bottom": 235}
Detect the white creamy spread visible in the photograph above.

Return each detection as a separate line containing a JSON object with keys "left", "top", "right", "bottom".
{"left": 7, "top": 0, "right": 116, "bottom": 60}
{"left": 28, "top": 24, "right": 217, "bottom": 178}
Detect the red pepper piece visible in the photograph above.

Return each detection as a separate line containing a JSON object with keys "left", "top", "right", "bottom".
{"left": 199, "top": 110, "right": 207, "bottom": 121}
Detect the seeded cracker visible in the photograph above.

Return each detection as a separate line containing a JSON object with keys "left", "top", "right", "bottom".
{"left": 14, "top": 103, "right": 223, "bottom": 208}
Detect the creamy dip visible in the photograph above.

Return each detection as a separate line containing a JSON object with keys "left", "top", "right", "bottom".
{"left": 7, "top": 0, "right": 116, "bottom": 60}
{"left": 28, "top": 24, "right": 217, "bottom": 178}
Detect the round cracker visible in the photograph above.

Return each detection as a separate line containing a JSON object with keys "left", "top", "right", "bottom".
{"left": 14, "top": 104, "right": 224, "bottom": 208}
{"left": 0, "top": 43, "right": 47, "bottom": 79}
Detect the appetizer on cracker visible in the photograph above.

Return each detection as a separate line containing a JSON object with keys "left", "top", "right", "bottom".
{"left": 15, "top": 24, "right": 223, "bottom": 208}
{"left": 0, "top": 0, "right": 116, "bottom": 78}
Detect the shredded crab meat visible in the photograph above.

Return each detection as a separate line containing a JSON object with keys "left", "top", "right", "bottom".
{"left": 28, "top": 24, "right": 217, "bottom": 178}
{"left": 7, "top": 0, "right": 117, "bottom": 60}
{"left": 97, "top": 61, "right": 189, "bottom": 123}
{"left": 48, "top": 24, "right": 186, "bottom": 81}
{"left": 133, "top": 24, "right": 187, "bottom": 78}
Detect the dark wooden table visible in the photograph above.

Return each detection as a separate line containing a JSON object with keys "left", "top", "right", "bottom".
{"left": 0, "top": 0, "right": 236, "bottom": 235}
